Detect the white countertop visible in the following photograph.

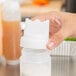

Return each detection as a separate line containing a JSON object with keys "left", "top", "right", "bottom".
{"left": 0, "top": 56, "right": 76, "bottom": 76}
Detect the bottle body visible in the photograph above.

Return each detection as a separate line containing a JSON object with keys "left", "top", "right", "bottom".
{"left": 20, "top": 49, "right": 51, "bottom": 76}
{"left": 2, "top": 1, "right": 21, "bottom": 65}
{"left": 2, "top": 20, "right": 21, "bottom": 60}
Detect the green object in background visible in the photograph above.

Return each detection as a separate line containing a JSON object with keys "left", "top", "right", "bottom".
{"left": 65, "top": 37, "right": 76, "bottom": 41}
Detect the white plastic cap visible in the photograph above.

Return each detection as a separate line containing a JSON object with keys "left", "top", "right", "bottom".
{"left": 20, "top": 19, "right": 49, "bottom": 49}
{"left": 2, "top": 1, "right": 21, "bottom": 21}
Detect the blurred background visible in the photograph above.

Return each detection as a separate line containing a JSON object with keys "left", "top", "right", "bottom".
{"left": 0, "top": 0, "right": 76, "bottom": 18}
{"left": 0, "top": 0, "right": 76, "bottom": 76}
{"left": 19, "top": 0, "right": 76, "bottom": 17}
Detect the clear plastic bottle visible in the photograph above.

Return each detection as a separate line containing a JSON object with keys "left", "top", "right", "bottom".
{"left": 2, "top": 1, "right": 21, "bottom": 65}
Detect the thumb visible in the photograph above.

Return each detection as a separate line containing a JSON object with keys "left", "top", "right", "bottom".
{"left": 47, "top": 28, "right": 71, "bottom": 50}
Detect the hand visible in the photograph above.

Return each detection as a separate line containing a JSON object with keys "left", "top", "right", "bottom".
{"left": 32, "top": 11, "right": 76, "bottom": 50}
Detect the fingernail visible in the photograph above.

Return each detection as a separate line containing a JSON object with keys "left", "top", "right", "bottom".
{"left": 51, "top": 16, "right": 62, "bottom": 26}
{"left": 55, "top": 19, "right": 62, "bottom": 26}
{"left": 48, "top": 42, "right": 54, "bottom": 49}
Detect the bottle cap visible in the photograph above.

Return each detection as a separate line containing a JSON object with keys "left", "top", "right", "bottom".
{"left": 20, "top": 19, "right": 49, "bottom": 49}
{"left": 2, "top": 1, "right": 21, "bottom": 21}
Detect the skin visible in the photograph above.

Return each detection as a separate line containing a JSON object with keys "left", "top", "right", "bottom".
{"left": 32, "top": 11, "right": 76, "bottom": 50}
